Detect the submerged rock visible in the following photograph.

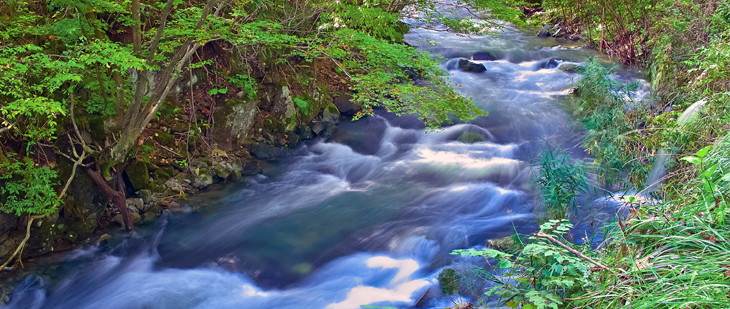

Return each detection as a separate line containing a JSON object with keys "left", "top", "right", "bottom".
{"left": 456, "top": 132, "right": 488, "bottom": 144}
{"left": 457, "top": 59, "right": 486, "bottom": 73}
{"left": 472, "top": 51, "right": 496, "bottom": 61}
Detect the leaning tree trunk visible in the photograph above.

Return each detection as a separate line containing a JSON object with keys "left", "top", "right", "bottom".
{"left": 88, "top": 165, "right": 132, "bottom": 231}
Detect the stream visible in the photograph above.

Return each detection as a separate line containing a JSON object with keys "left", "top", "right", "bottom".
{"left": 4, "top": 22, "right": 650, "bottom": 309}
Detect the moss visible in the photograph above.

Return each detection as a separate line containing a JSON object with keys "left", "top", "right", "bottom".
{"left": 154, "top": 131, "right": 175, "bottom": 148}
{"left": 153, "top": 168, "right": 170, "bottom": 181}
{"left": 326, "top": 103, "right": 340, "bottom": 114}
{"left": 0, "top": 147, "right": 7, "bottom": 164}
{"left": 438, "top": 268, "right": 459, "bottom": 295}
{"left": 125, "top": 160, "right": 150, "bottom": 190}
{"left": 89, "top": 116, "right": 107, "bottom": 140}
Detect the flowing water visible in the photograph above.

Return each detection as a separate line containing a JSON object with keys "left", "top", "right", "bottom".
{"left": 4, "top": 24, "right": 650, "bottom": 309}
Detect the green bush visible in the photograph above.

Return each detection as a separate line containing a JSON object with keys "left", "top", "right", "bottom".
{"left": 0, "top": 156, "right": 59, "bottom": 216}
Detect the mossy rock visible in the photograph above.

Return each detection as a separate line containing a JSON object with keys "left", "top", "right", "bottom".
{"left": 0, "top": 147, "right": 7, "bottom": 164}
{"left": 456, "top": 132, "right": 488, "bottom": 144}
{"left": 125, "top": 161, "right": 150, "bottom": 191}
{"left": 154, "top": 131, "right": 175, "bottom": 148}
{"left": 438, "top": 268, "right": 459, "bottom": 295}
{"left": 153, "top": 168, "right": 170, "bottom": 181}
{"left": 160, "top": 165, "right": 175, "bottom": 177}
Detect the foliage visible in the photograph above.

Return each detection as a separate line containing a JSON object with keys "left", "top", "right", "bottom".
{"left": 0, "top": 156, "right": 59, "bottom": 216}
{"left": 293, "top": 96, "right": 309, "bottom": 115}
{"left": 533, "top": 148, "right": 588, "bottom": 218}
{"left": 452, "top": 220, "right": 595, "bottom": 309}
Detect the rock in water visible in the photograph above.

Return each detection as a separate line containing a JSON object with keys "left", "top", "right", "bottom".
{"left": 333, "top": 95, "right": 356, "bottom": 117}
{"left": 539, "top": 58, "right": 559, "bottom": 69}
{"left": 537, "top": 24, "right": 552, "bottom": 37}
{"left": 457, "top": 59, "right": 486, "bottom": 73}
{"left": 456, "top": 132, "right": 488, "bottom": 144}
{"left": 322, "top": 103, "right": 340, "bottom": 123}
{"left": 472, "top": 51, "right": 496, "bottom": 61}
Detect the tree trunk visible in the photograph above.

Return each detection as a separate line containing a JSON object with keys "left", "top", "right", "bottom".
{"left": 87, "top": 166, "right": 132, "bottom": 231}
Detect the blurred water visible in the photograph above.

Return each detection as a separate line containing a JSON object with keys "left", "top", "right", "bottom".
{"left": 5, "top": 24, "right": 650, "bottom": 309}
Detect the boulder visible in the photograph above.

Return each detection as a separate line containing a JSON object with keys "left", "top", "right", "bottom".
{"left": 296, "top": 125, "right": 314, "bottom": 140}
{"left": 333, "top": 95, "right": 356, "bottom": 117}
{"left": 251, "top": 143, "right": 289, "bottom": 161}
{"left": 537, "top": 24, "right": 552, "bottom": 37}
{"left": 125, "top": 161, "right": 150, "bottom": 191}
{"left": 144, "top": 206, "right": 160, "bottom": 222}
{"left": 457, "top": 59, "right": 486, "bottom": 73}
{"left": 113, "top": 213, "right": 141, "bottom": 229}
{"left": 212, "top": 99, "right": 257, "bottom": 152}
{"left": 472, "top": 51, "right": 496, "bottom": 61}
{"left": 285, "top": 133, "right": 300, "bottom": 148}
{"left": 558, "top": 64, "right": 582, "bottom": 73}
{"left": 273, "top": 86, "right": 297, "bottom": 118}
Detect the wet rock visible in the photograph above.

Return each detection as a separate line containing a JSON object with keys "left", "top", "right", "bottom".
{"left": 448, "top": 303, "right": 473, "bottom": 309}
{"left": 113, "top": 213, "right": 141, "bottom": 228}
{"left": 242, "top": 161, "right": 262, "bottom": 175}
{"left": 333, "top": 95, "right": 356, "bottom": 117}
{"left": 96, "top": 234, "right": 112, "bottom": 244}
{"left": 456, "top": 132, "right": 488, "bottom": 144}
{"left": 251, "top": 143, "right": 290, "bottom": 160}
{"left": 558, "top": 64, "right": 582, "bottom": 73}
{"left": 457, "top": 59, "right": 486, "bottom": 73}
{"left": 273, "top": 86, "right": 297, "bottom": 118}
{"left": 154, "top": 131, "right": 175, "bottom": 148}
{"left": 322, "top": 103, "right": 341, "bottom": 123}
{"left": 538, "top": 58, "right": 559, "bottom": 69}
{"left": 125, "top": 161, "right": 150, "bottom": 191}
{"left": 296, "top": 125, "right": 314, "bottom": 140}
{"left": 286, "top": 133, "right": 300, "bottom": 148}
{"left": 537, "top": 24, "right": 552, "bottom": 37}
{"left": 472, "top": 51, "right": 496, "bottom": 61}
{"left": 212, "top": 99, "right": 257, "bottom": 152}
{"left": 567, "top": 87, "right": 580, "bottom": 96}
{"left": 312, "top": 121, "right": 337, "bottom": 140}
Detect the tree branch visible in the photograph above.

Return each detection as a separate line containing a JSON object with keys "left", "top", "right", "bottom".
{"left": 534, "top": 232, "right": 621, "bottom": 277}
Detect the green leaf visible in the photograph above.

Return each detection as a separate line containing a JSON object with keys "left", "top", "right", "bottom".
{"left": 696, "top": 145, "right": 712, "bottom": 158}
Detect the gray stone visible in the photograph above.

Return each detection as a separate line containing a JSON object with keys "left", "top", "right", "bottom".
{"left": 251, "top": 143, "right": 290, "bottom": 161}
{"left": 212, "top": 99, "right": 257, "bottom": 152}
{"left": 322, "top": 103, "right": 340, "bottom": 123}
{"left": 138, "top": 189, "right": 153, "bottom": 204}
{"left": 457, "top": 59, "right": 486, "bottom": 73}
{"left": 191, "top": 160, "right": 208, "bottom": 169}
{"left": 273, "top": 86, "right": 297, "bottom": 119}
{"left": 537, "top": 25, "right": 552, "bottom": 37}
{"left": 296, "top": 125, "right": 314, "bottom": 140}
{"left": 126, "top": 198, "right": 143, "bottom": 213}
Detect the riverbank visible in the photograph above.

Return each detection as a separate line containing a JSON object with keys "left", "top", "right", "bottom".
{"left": 448, "top": 2, "right": 730, "bottom": 307}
